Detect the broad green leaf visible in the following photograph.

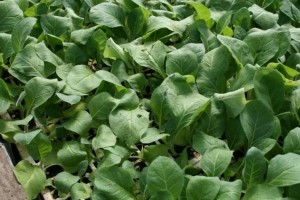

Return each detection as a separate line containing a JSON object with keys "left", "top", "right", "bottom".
{"left": 66, "top": 65, "right": 101, "bottom": 94}
{"left": 254, "top": 67, "right": 285, "bottom": 113}
{"left": 24, "top": 77, "right": 57, "bottom": 114}
{"left": 54, "top": 172, "right": 79, "bottom": 194}
{"left": 11, "top": 17, "right": 36, "bottom": 52}
{"left": 89, "top": 2, "right": 125, "bottom": 28}
{"left": 140, "top": 144, "right": 169, "bottom": 163}
{"left": 56, "top": 93, "right": 81, "bottom": 105}
{"left": 150, "top": 190, "right": 174, "bottom": 200}
{"left": 0, "top": 1, "right": 23, "bottom": 32}
{"left": 62, "top": 111, "right": 92, "bottom": 136}
{"left": 14, "top": 129, "right": 41, "bottom": 145}
{"left": 284, "top": 127, "right": 300, "bottom": 154}
{"left": 214, "top": 88, "right": 246, "bottom": 118}
{"left": 280, "top": 0, "right": 300, "bottom": 23}
{"left": 253, "top": 138, "right": 277, "bottom": 155}
{"left": 186, "top": 176, "right": 220, "bottom": 200}
{"left": 0, "top": 78, "right": 13, "bottom": 112}
{"left": 168, "top": 93, "right": 210, "bottom": 133}
{"left": 109, "top": 107, "right": 149, "bottom": 145}
{"left": 192, "top": 131, "right": 227, "bottom": 154}
{"left": 104, "top": 38, "right": 131, "bottom": 67}
{"left": 41, "top": 14, "right": 71, "bottom": 36}
{"left": 141, "top": 128, "right": 169, "bottom": 144}
{"left": 0, "top": 33, "right": 14, "bottom": 60}
{"left": 71, "top": 26, "right": 98, "bottom": 45}
{"left": 242, "top": 147, "right": 267, "bottom": 187}
{"left": 64, "top": 43, "right": 88, "bottom": 65}
{"left": 240, "top": 100, "right": 275, "bottom": 147}
{"left": 92, "top": 125, "right": 117, "bottom": 150}
{"left": 195, "top": 100, "right": 226, "bottom": 137}
{"left": 9, "top": 44, "right": 45, "bottom": 82}
{"left": 126, "top": 42, "right": 165, "bottom": 77}
{"left": 147, "top": 156, "right": 184, "bottom": 199}
{"left": 200, "top": 148, "right": 233, "bottom": 177}
{"left": 94, "top": 166, "right": 135, "bottom": 200}
{"left": 145, "top": 16, "right": 192, "bottom": 39}
{"left": 13, "top": 160, "right": 46, "bottom": 199}
{"left": 216, "top": 180, "right": 242, "bottom": 200}
{"left": 217, "top": 35, "right": 254, "bottom": 67}
{"left": 196, "top": 46, "right": 232, "bottom": 96}
{"left": 248, "top": 4, "right": 278, "bottom": 29}
{"left": 266, "top": 153, "right": 300, "bottom": 186}
{"left": 127, "top": 7, "right": 146, "bottom": 39}
{"left": 26, "top": 132, "right": 52, "bottom": 161}
{"left": 232, "top": 8, "right": 251, "bottom": 29}
{"left": 216, "top": 11, "right": 232, "bottom": 34}
{"left": 242, "top": 184, "right": 282, "bottom": 200}
{"left": 186, "top": 2, "right": 211, "bottom": 22}
{"left": 70, "top": 183, "right": 92, "bottom": 200}
{"left": 166, "top": 48, "right": 198, "bottom": 76}
{"left": 230, "top": 64, "right": 258, "bottom": 91}
{"left": 57, "top": 141, "right": 87, "bottom": 170}
{"left": 225, "top": 117, "right": 247, "bottom": 150}
{"left": 244, "top": 28, "right": 291, "bottom": 66}
{"left": 89, "top": 92, "right": 117, "bottom": 120}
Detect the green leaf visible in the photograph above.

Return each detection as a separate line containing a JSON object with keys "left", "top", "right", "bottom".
{"left": 89, "top": 2, "right": 125, "bottom": 28}
{"left": 66, "top": 65, "right": 101, "bottom": 94}
{"left": 24, "top": 77, "right": 57, "bottom": 114}
{"left": 57, "top": 141, "right": 87, "bottom": 170}
{"left": 0, "top": 33, "right": 14, "bottom": 60}
{"left": 56, "top": 93, "right": 81, "bottom": 105}
{"left": 244, "top": 28, "right": 291, "bottom": 66}
{"left": 216, "top": 11, "right": 232, "bottom": 34}
{"left": 280, "top": 0, "right": 300, "bottom": 23}
{"left": 14, "top": 129, "right": 41, "bottom": 145}
{"left": 94, "top": 166, "right": 135, "bottom": 200}
{"left": 217, "top": 35, "right": 254, "bottom": 67}
{"left": 127, "top": 7, "right": 146, "bottom": 39}
{"left": 230, "top": 64, "right": 258, "bottom": 91}
{"left": 200, "top": 148, "right": 233, "bottom": 177}
{"left": 216, "top": 180, "right": 242, "bottom": 200}
{"left": 0, "top": 78, "right": 13, "bottom": 112}
{"left": 89, "top": 92, "right": 117, "bottom": 120}
{"left": 186, "top": 2, "right": 211, "bottom": 22}
{"left": 195, "top": 100, "right": 226, "bottom": 137}
{"left": 62, "top": 111, "right": 92, "bottom": 136}
{"left": 150, "top": 190, "right": 174, "bottom": 200}
{"left": 242, "top": 184, "right": 282, "bottom": 200}
{"left": 70, "top": 183, "right": 92, "bottom": 200}
{"left": 186, "top": 176, "right": 220, "bottom": 200}
{"left": 11, "top": 17, "right": 36, "bottom": 53}
{"left": 284, "top": 127, "right": 300, "bottom": 154}
{"left": 0, "top": 1, "right": 23, "bottom": 32}
{"left": 41, "top": 14, "right": 71, "bottom": 36}
{"left": 240, "top": 100, "right": 275, "bottom": 147}
{"left": 168, "top": 93, "right": 210, "bottom": 133}
{"left": 109, "top": 107, "right": 149, "bottom": 145}
{"left": 147, "top": 156, "right": 184, "bottom": 199}
{"left": 266, "top": 153, "right": 300, "bottom": 186}
{"left": 242, "top": 147, "right": 267, "bottom": 187}
{"left": 92, "top": 125, "right": 117, "bottom": 150}
{"left": 9, "top": 44, "right": 45, "bottom": 82}
{"left": 166, "top": 48, "right": 198, "bottom": 76}
{"left": 192, "top": 131, "right": 227, "bottom": 154}
{"left": 248, "top": 4, "right": 278, "bottom": 29}
{"left": 254, "top": 67, "right": 285, "bottom": 113}
{"left": 141, "top": 128, "right": 169, "bottom": 144}
{"left": 214, "top": 88, "right": 246, "bottom": 118}
{"left": 54, "top": 172, "right": 79, "bottom": 194}
{"left": 13, "top": 160, "right": 46, "bottom": 199}
{"left": 196, "top": 46, "right": 232, "bottom": 96}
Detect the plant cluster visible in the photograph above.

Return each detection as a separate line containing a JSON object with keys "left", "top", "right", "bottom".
{"left": 1, "top": 0, "right": 300, "bottom": 199}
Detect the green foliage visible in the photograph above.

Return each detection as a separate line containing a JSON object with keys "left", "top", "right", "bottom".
{"left": 0, "top": 0, "right": 299, "bottom": 199}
